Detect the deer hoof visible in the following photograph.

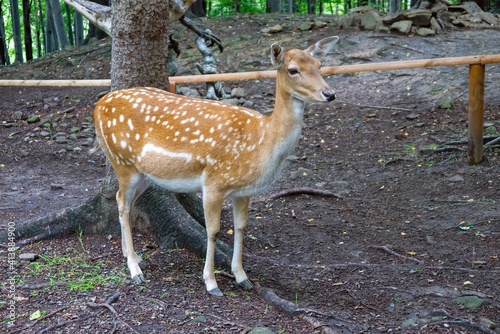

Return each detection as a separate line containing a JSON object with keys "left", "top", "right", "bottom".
{"left": 208, "top": 287, "right": 223, "bottom": 297}
{"left": 132, "top": 274, "right": 145, "bottom": 284}
{"left": 237, "top": 279, "right": 253, "bottom": 290}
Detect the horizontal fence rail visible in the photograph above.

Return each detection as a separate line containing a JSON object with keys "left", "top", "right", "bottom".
{"left": 1, "top": 54, "right": 499, "bottom": 164}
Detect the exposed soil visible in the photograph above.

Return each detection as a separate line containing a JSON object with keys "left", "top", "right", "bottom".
{"left": 1, "top": 15, "right": 500, "bottom": 333}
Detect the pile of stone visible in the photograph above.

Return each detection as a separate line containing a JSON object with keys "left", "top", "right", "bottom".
{"left": 339, "top": 0, "right": 500, "bottom": 36}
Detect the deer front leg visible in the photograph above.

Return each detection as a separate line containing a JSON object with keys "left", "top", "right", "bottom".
{"left": 202, "top": 189, "right": 225, "bottom": 296}
{"left": 116, "top": 176, "right": 149, "bottom": 284}
{"left": 232, "top": 196, "right": 253, "bottom": 289}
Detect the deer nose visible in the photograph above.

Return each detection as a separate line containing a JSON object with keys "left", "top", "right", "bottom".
{"left": 322, "top": 90, "right": 336, "bottom": 102}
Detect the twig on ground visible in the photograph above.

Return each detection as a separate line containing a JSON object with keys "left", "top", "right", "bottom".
{"left": 269, "top": 187, "right": 343, "bottom": 200}
{"left": 6, "top": 306, "right": 69, "bottom": 334}
{"left": 18, "top": 281, "right": 67, "bottom": 289}
{"left": 38, "top": 313, "right": 98, "bottom": 334}
{"left": 370, "top": 245, "right": 424, "bottom": 264}
{"left": 484, "top": 136, "right": 500, "bottom": 147}
{"left": 207, "top": 313, "right": 252, "bottom": 332}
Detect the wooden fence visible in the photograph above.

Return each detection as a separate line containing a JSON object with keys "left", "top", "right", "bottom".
{"left": 2, "top": 54, "right": 500, "bottom": 164}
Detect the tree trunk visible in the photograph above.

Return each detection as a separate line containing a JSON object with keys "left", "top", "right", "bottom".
{"left": 65, "top": 3, "right": 75, "bottom": 46}
{"left": 0, "top": 5, "right": 10, "bottom": 65}
{"left": 266, "top": 0, "right": 280, "bottom": 13}
{"left": 22, "top": 0, "right": 33, "bottom": 61}
{"left": 9, "top": 0, "right": 24, "bottom": 63}
{"left": 111, "top": 0, "right": 170, "bottom": 90}
{"left": 189, "top": 0, "right": 206, "bottom": 16}
{"left": 74, "top": 11, "right": 85, "bottom": 46}
{"left": 83, "top": 0, "right": 109, "bottom": 44}
{"left": 48, "top": 0, "right": 70, "bottom": 49}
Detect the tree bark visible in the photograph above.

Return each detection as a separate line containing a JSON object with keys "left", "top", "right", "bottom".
{"left": 9, "top": 0, "right": 24, "bottom": 63}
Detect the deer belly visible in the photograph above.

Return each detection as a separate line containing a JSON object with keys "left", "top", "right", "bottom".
{"left": 145, "top": 174, "right": 202, "bottom": 193}
{"left": 137, "top": 143, "right": 204, "bottom": 193}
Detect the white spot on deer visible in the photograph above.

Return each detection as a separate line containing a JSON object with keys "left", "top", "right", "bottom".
{"left": 135, "top": 133, "right": 140, "bottom": 140}
{"left": 181, "top": 137, "right": 187, "bottom": 142}
{"left": 145, "top": 115, "right": 150, "bottom": 122}
{"left": 112, "top": 118, "right": 117, "bottom": 126}
{"left": 126, "top": 133, "right": 131, "bottom": 139}
{"left": 128, "top": 119, "right": 134, "bottom": 131}
{"left": 140, "top": 143, "right": 192, "bottom": 162}
{"left": 120, "top": 141, "right": 127, "bottom": 149}
{"left": 193, "top": 129, "right": 200, "bottom": 136}
{"left": 107, "top": 120, "right": 111, "bottom": 128}
{"left": 174, "top": 131, "right": 180, "bottom": 137}
{"left": 111, "top": 133, "right": 117, "bottom": 144}
{"left": 119, "top": 115, "right": 124, "bottom": 122}
{"left": 151, "top": 116, "right": 157, "bottom": 122}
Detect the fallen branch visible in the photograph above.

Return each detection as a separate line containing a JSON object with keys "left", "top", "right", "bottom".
{"left": 370, "top": 245, "right": 424, "bottom": 264}
{"left": 269, "top": 187, "right": 343, "bottom": 200}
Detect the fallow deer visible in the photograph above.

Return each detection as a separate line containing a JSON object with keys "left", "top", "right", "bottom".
{"left": 93, "top": 36, "right": 339, "bottom": 296}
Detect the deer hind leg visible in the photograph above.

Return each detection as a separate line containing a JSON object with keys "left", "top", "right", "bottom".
{"left": 232, "top": 196, "right": 253, "bottom": 289}
{"left": 202, "top": 188, "right": 225, "bottom": 296}
{"left": 117, "top": 174, "right": 149, "bottom": 284}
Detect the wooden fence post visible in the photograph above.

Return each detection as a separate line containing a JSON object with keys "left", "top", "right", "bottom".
{"left": 468, "top": 64, "right": 485, "bottom": 165}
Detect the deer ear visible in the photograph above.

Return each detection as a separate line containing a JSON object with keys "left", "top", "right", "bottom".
{"left": 304, "top": 36, "right": 339, "bottom": 60}
{"left": 270, "top": 44, "right": 285, "bottom": 68}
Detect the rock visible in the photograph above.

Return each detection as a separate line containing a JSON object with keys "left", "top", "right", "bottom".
{"left": 55, "top": 136, "right": 68, "bottom": 144}
{"left": 242, "top": 100, "right": 254, "bottom": 108}
{"left": 248, "top": 327, "right": 274, "bottom": 334}
{"left": 263, "top": 24, "right": 283, "bottom": 34}
{"left": 12, "top": 110, "right": 23, "bottom": 120}
{"left": 19, "top": 253, "right": 39, "bottom": 261}
{"left": 438, "top": 91, "right": 453, "bottom": 109}
{"left": 479, "top": 317, "right": 496, "bottom": 330}
{"left": 298, "top": 21, "right": 313, "bottom": 31}
{"left": 454, "top": 295, "right": 488, "bottom": 309}
{"left": 39, "top": 131, "right": 51, "bottom": 137}
{"left": 222, "top": 98, "right": 239, "bottom": 106}
{"left": 290, "top": 167, "right": 312, "bottom": 180}
{"left": 401, "top": 317, "right": 418, "bottom": 328}
{"left": 390, "top": 20, "right": 413, "bottom": 34}
{"left": 447, "top": 175, "right": 464, "bottom": 182}
{"left": 475, "top": 12, "right": 499, "bottom": 26}
{"left": 330, "top": 180, "right": 350, "bottom": 189}
{"left": 360, "top": 11, "right": 381, "bottom": 30}
{"left": 416, "top": 27, "right": 436, "bottom": 36}
{"left": 449, "top": 1, "right": 483, "bottom": 15}
{"left": 339, "top": 12, "right": 361, "bottom": 28}
{"left": 27, "top": 115, "right": 40, "bottom": 123}
{"left": 406, "top": 113, "right": 419, "bottom": 120}
{"left": 405, "top": 9, "right": 432, "bottom": 26}
{"left": 313, "top": 20, "right": 328, "bottom": 28}
{"left": 231, "top": 87, "right": 246, "bottom": 98}
{"left": 430, "top": 17, "right": 443, "bottom": 33}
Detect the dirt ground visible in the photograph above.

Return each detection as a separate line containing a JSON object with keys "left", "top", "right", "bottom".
{"left": 1, "top": 15, "right": 499, "bottom": 333}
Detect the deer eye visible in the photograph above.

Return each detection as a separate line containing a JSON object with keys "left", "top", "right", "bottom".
{"left": 288, "top": 68, "right": 299, "bottom": 76}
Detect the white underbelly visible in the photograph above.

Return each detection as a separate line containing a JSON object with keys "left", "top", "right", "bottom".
{"left": 146, "top": 174, "right": 202, "bottom": 193}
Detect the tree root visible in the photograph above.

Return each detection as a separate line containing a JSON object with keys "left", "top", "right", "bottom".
{"left": 424, "top": 318, "right": 497, "bottom": 334}
{"left": 254, "top": 282, "right": 359, "bottom": 334}
{"left": 269, "top": 187, "right": 343, "bottom": 200}
{"left": 87, "top": 293, "right": 139, "bottom": 334}
{"left": 370, "top": 245, "right": 424, "bottom": 264}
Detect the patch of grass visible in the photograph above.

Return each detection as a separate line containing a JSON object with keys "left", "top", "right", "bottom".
{"left": 26, "top": 251, "right": 125, "bottom": 293}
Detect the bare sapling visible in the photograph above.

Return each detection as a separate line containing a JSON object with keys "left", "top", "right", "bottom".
{"left": 92, "top": 36, "right": 339, "bottom": 296}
